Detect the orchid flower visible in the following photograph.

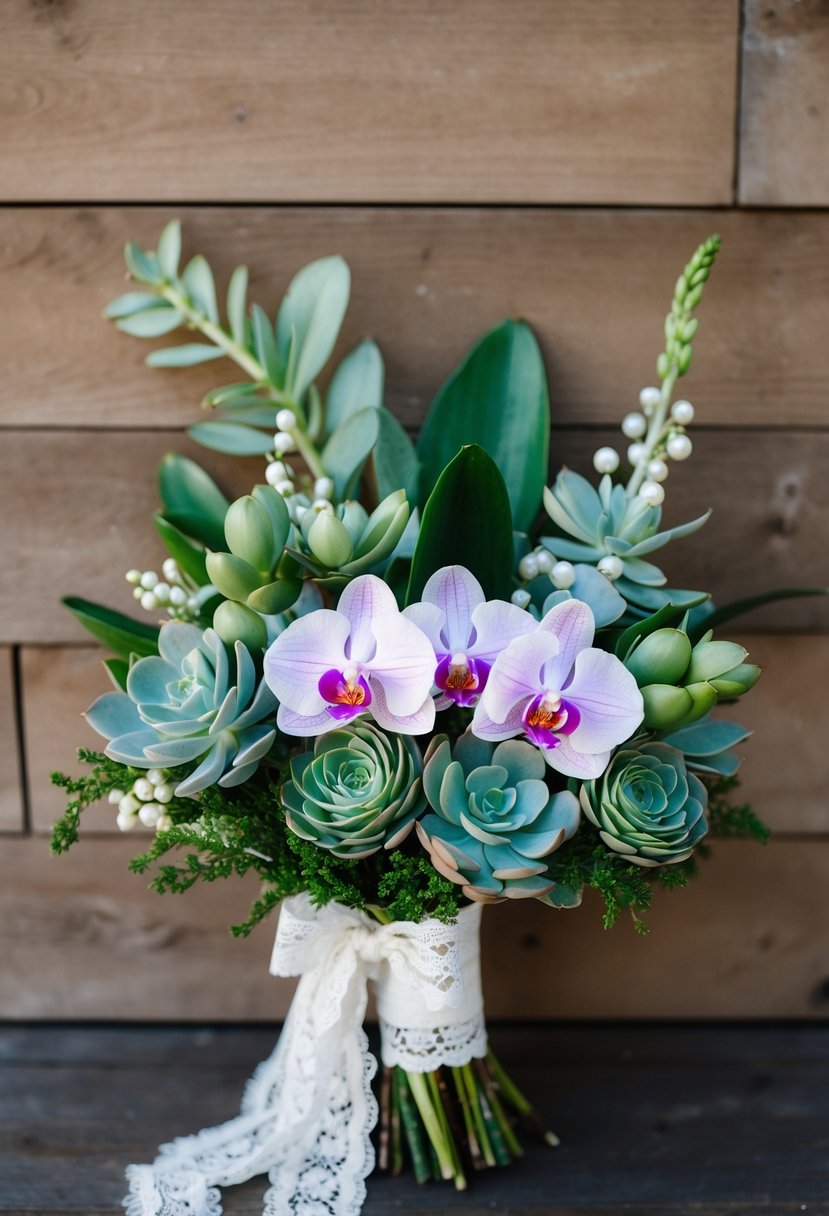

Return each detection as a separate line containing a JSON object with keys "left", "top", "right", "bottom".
{"left": 403, "top": 565, "right": 536, "bottom": 708}
{"left": 472, "top": 598, "right": 644, "bottom": 779}
{"left": 264, "top": 574, "right": 436, "bottom": 736}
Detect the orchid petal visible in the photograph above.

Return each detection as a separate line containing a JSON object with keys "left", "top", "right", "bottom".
{"left": 471, "top": 697, "right": 530, "bottom": 742}
{"left": 367, "top": 612, "right": 436, "bottom": 716}
{"left": 264, "top": 609, "right": 350, "bottom": 715}
{"left": 565, "top": 647, "right": 644, "bottom": 753}
{"left": 480, "top": 631, "right": 559, "bottom": 724}
{"left": 401, "top": 601, "right": 447, "bottom": 651}
{"left": 544, "top": 739, "right": 611, "bottom": 780}
{"left": 421, "top": 565, "right": 485, "bottom": 651}
{"left": 337, "top": 575, "right": 399, "bottom": 663}
{"left": 536, "top": 598, "right": 595, "bottom": 690}
{"left": 368, "top": 679, "right": 435, "bottom": 735}
{"left": 277, "top": 704, "right": 341, "bottom": 737}
{"left": 468, "top": 599, "right": 536, "bottom": 660}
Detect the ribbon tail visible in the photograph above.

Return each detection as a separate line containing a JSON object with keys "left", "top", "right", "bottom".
{"left": 122, "top": 963, "right": 377, "bottom": 1216}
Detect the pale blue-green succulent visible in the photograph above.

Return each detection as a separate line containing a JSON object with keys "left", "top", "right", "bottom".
{"left": 417, "top": 732, "right": 580, "bottom": 903}
{"left": 579, "top": 740, "right": 708, "bottom": 867}
{"left": 85, "top": 622, "right": 277, "bottom": 796}
{"left": 281, "top": 720, "right": 425, "bottom": 858}
{"left": 542, "top": 469, "right": 710, "bottom": 618}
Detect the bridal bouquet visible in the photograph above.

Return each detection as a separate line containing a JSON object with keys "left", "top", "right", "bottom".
{"left": 54, "top": 224, "right": 782, "bottom": 1216}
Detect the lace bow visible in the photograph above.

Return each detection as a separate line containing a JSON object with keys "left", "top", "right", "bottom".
{"left": 124, "top": 894, "right": 486, "bottom": 1216}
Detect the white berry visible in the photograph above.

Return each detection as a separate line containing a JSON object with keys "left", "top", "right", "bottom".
{"left": 156, "top": 814, "right": 173, "bottom": 832}
{"left": 518, "top": 554, "right": 539, "bottom": 581}
{"left": 133, "top": 777, "right": 155, "bottom": 802}
{"left": 551, "top": 561, "right": 576, "bottom": 590}
{"left": 162, "top": 558, "right": 179, "bottom": 583}
{"left": 647, "top": 458, "right": 669, "bottom": 483}
{"left": 535, "top": 549, "right": 554, "bottom": 575}
{"left": 153, "top": 582, "right": 171, "bottom": 604}
{"left": 118, "top": 794, "right": 140, "bottom": 816}
{"left": 511, "top": 589, "right": 532, "bottom": 609}
{"left": 598, "top": 555, "right": 624, "bottom": 581}
{"left": 146, "top": 769, "right": 165, "bottom": 786}
{"left": 640, "top": 480, "right": 666, "bottom": 506}
{"left": 273, "top": 433, "right": 296, "bottom": 456}
{"left": 125, "top": 569, "right": 142, "bottom": 586}
{"left": 154, "top": 782, "right": 174, "bottom": 805}
{"left": 592, "top": 446, "right": 620, "bottom": 475}
{"left": 667, "top": 434, "right": 693, "bottom": 461}
{"left": 671, "top": 399, "right": 695, "bottom": 425}
{"left": 275, "top": 480, "right": 295, "bottom": 497}
{"left": 639, "top": 386, "right": 662, "bottom": 411}
{"left": 265, "top": 462, "right": 284, "bottom": 487}
{"left": 140, "top": 591, "right": 158, "bottom": 612}
{"left": 116, "top": 812, "right": 138, "bottom": 832}
{"left": 275, "top": 408, "right": 297, "bottom": 433}
{"left": 168, "top": 586, "right": 187, "bottom": 607}
{"left": 621, "top": 412, "right": 647, "bottom": 439}
{"left": 313, "top": 476, "right": 335, "bottom": 501}
{"left": 138, "top": 803, "right": 162, "bottom": 828}
{"left": 139, "top": 571, "right": 158, "bottom": 590}
{"left": 107, "top": 788, "right": 126, "bottom": 805}
{"left": 627, "top": 443, "right": 646, "bottom": 466}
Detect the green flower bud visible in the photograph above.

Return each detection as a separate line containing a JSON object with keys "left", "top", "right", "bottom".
{"left": 340, "top": 491, "right": 410, "bottom": 576}
{"left": 307, "top": 512, "right": 354, "bottom": 568}
{"left": 708, "top": 662, "right": 761, "bottom": 699}
{"left": 686, "top": 640, "right": 748, "bottom": 684}
{"left": 251, "top": 484, "right": 291, "bottom": 554}
{"left": 625, "top": 629, "right": 692, "bottom": 687}
{"left": 641, "top": 684, "right": 693, "bottom": 729}
{"left": 206, "top": 552, "right": 261, "bottom": 603}
{"left": 247, "top": 578, "right": 303, "bottom": 616}
{"left": 212, "top": 600, "right": 268, "bottom": 653}
{"left": 224, "top": 496, "right": 276, "bottom": 571}
{"left": 674, "top": 681, "right": 718, "bottom": 726}
{"left": 339, "top": 501, "right": 370, "bottom": 541}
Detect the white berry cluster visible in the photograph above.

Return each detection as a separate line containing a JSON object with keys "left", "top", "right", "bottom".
{"left": 511, "top": 547, "right": 577, "bottom": 607}
{"left": 126, "top": 559, "right": 200, "bottom": 621}
{"left": 108, "top": 769, "right": 175, "bottom": 833}
{"left": 591, "top": 386, "right": 696, "bottom": 509}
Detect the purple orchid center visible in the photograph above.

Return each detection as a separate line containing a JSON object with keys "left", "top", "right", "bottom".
{"left": 522, "top": 692, "right": 581, "bottom": 750}
{"left": 318, "top": 667, "right": 372, "bottom": 722}
{"left": 435, "top": 653, "right": 491, "bottom": 707}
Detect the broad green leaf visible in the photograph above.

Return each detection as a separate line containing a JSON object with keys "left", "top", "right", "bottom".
{"left": 407, "top": 445, "right": 513, "bottom": 604}
{"left": 326, "top": 340, "right": 384, "bottom": 434}
{"left": 277, "top": 256, "right": 351, "bottom": 400}
{"left": 146, "top": 344, "right": 226, "bottom": 368}
{"left": 62, "top": 597, "right": 159, "bottom": 660}
{"left": 104, "top": 292, "right": 164, "bottom": 319}
{"left": 124, "top": 242, "right": 161, "bottom": 284}
{"left": 374, "top": 407, "right": 419, "bottom": 504}
{"left": 189, "top": 421, "right": 276, "bottom": 456}
{"left": 116, "top": 307, "right": 183, "bottom": 338}
{"left": 103, "top": 657, "right": 130, "bottom": 691}
{"left": 250, "top": 304, "right": 282, "bottom": 385}
{"left": 182, "top": 255, "right": 219, "bottom": 324}
{"left": 154, "top": 513, "right": 209, "bottom": 584}
{"left": 688, "top": 587, "right": 829, "bottom": 643}
{"left": 321, "top": 407, "right": 380, "bottom": 500}
{"left": 157, "top": 452, "right": 229, "bottom": 546}
{"left": 156, "top": 220, "right": 181, "bottom": 279}
{"left": 417, "top": 320, "right": 550, "bottom": 532}
{"left": 226, "top": 265, "right": 249, "bottom": 346}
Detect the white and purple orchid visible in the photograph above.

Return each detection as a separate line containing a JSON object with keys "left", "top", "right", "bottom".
{"left": 403, "top": 565, "right": 536, "bottom": 708}
{"left": 472, "top": 598, "right": 644, "bottom": 779}
{"left": 263, "top": 574, "right": 437, "bottom": 737}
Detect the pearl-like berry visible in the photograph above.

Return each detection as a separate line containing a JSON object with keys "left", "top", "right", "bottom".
{"left": 666, "top": 434, "right": 693, "bottom": 461}
{"left": 592, "top": 446, "right": 620, "bottom": 475}
{"left": 671, "top": 399, "right": 695, "bottom": 426}
{"left": 597, "top": 555, "right": 624, "bottom": 581}
{"left": 621, "top": 412, "right": 648, "bottom": 439}
{"left": 647, "top": 458, "right": 669, "bottom": 483}
{"left": 551, "top": 560, "right": 576, "bottom": 590}
{"left": 640, "top": 480, "right": 666, "bottom": 506}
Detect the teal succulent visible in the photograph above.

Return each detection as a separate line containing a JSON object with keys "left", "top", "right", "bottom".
{"left": 281, "top": 720, "right": 425, "bottom": 859}
{"left": 85, "top": 622, "right": 278, "bottom": 796}
{"left": 417, "top": 732, "right": 580, "bottom": 903}
{"left": 541, "top": 469, "right": 710, "bottom": 617}
{"left": 579, "top": 740, "right": 708, "bottom": 867}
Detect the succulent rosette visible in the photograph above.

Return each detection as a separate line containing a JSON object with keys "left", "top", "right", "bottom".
{"left": 84, "top": 622, "right": 278, "bottom": 796}
{"left": 472, "top": 598, "right": 644, "bottom": 779}
{"left": 281, "top": 720, "right": 425, "bottom": 858}
{"left": 417, "top": 730, "right": 580, "bottom": 902}
{"left": 579, "top": 740, "right": 708, "bottom": 866}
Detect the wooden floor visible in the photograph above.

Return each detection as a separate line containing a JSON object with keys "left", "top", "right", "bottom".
{"left": 1, "top": 1024, "right": 827, "bottom": 1215}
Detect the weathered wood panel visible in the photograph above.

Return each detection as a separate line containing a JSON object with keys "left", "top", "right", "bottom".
{"left": 24, "top": 638, "right": 829, "bottom": 837}
{"left": 3, "top": 427, "right": 827, "bottom": 645}
{"left": 0, "top": 649, "right": 24, "bottom": 832}
{"left": 0, "top": 0, "right": 739, "bottom": 205}
{"left": 3, "top": 1026, "right": 829, "bottom": 1215}
{"left": 3, "top": 207, "right": 829, "bottom": 430}
{"left": 740, "top": 0, "right": 829, "bottom": 205}
{"left": 2, "top": 837, "right": 827, "bottom": 1019}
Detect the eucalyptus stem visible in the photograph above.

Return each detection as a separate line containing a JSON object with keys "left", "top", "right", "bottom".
{"left": 160, "top": 283, "right": 265, "bottom": 381}
{"left": 288, "top": 422, "right": 327, "bottom": 481}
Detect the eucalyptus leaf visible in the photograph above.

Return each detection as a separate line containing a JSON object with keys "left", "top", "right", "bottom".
{"left": 116, "top": 307, "right": 183, "bottom": 338}
{"left": 62, "top": 597, "right": 159, "bottom": 660}
{"left": 373, "top": 407, "right": 420, "bottom": 504}
{"left": 182, "top": 255, "right": 219, "bottom": 324}
{"left": 124, "top": 242, "right": 161, "bottom": 285}
{"left": 189, "top": 421, "right": 276, "bottom": 456}
{"left": 104, "top": 292, "right": 165, "bottom": 319}
{"left": 157, "top": 452, "right": 229, "bottom": 546}
{"left": 321, "top": 407, "right": 380, "bottom": 500}
{"left": 146, "top": 344, "right": 226, "bottom": 368}
{"left": 203, "top": 382, "right": 262, "bottom": 407}
{"left": 250, "top": 304, "right": 282, "bottom": 385}
{"left": 417, "top": 320, "right": 550, "bottom": 532}
{"left": 277, "top": 256, "right": 351, "bottom": 400}
{"left": 156, "top": 220, "right": 182, "bottom": 279}
{"left": 154, "top": 514, "right": 209, "bottom": 585}
{"left": 226, "top": 265, "right": 249, "bottom": 346}
{"left": 326, "top": 340, "right": 384, "bottom": 434}
{"left": 407, "top": 445, "right": 513, "bottom": 604}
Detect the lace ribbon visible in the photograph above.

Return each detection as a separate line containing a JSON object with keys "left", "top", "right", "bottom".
{"left": 123, "top": 895, "right": 486, "bottom": 1216}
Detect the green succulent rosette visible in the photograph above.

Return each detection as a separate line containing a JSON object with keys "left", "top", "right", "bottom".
{"left": 281, "top": 720, "right": 425, "bottom": 859}
{"left": 417, "top": 731, "right": 580, "bottom": 903}
{"left": 579, "top": 740, "right": 708, "bottom": 867}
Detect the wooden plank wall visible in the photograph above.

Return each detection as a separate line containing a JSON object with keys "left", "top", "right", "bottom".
{"left": 1, "top": 0, "right": 827, "bottom": 1020}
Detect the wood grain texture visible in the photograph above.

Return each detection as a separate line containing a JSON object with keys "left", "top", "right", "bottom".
{"left": 0, "top": 0, "right": 740, "bottom": 205}
{"left": 23, "top": 638, "right": 829, "bottom": 837}
{"left": 740, "top": 0, "right": 829, "bottom": 205}
{"left": 3, "top": 207, "right": 829, "bottom": 430}
{"left": 3, "top": 427, "right": 828, "bottom": 645}
{"left": 3, "top": 1025, "right": 828, "bottom": 1215}
{"left": 2, "top": 836, "right": 828, "bottom": 1019}
{"left": 0, "top": 649, "right": 24, "bottom": 832}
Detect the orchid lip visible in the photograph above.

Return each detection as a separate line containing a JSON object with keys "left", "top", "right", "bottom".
{"left": 318, "top": 668, "right": 372, "bottom": 721}
{"left": 521, "top": 693, "right": 581, "bottom": 750}
{"left": 435, "top": 653, "right": 491, "bottom": 707}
